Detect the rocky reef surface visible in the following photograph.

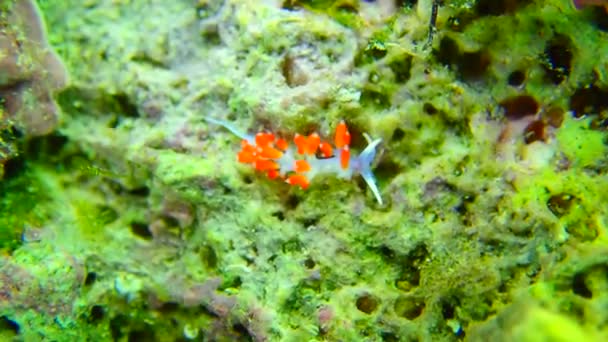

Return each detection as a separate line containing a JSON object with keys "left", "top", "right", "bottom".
{"left": 0, "top": 0, "right": 67, "bottom": 178}
{"left": 1, "top": 0, "right": 607, "bottom": 341}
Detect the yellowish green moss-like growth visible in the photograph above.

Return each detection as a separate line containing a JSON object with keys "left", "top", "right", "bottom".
{"left": 2, "top": 0, "right": 608, "bottom": 340}
{"left": 0, "top": 172, "right": 42, "bottom": 252}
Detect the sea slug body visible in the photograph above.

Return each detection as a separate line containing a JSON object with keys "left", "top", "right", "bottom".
{"left": 206, "top": 117, "right": 384, "bottom": 205}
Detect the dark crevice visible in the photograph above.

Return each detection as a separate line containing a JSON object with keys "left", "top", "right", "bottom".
{"left": 57, "top": 87, "right": 140, "bottom": 122}
{"left": 391, "top": 128, "right": 405, "bottom": 142}
{"left": 232, "top": 322, "right": 253, "bottom": 341}
{"left": 434, "top": 36, "right": 491, "bottom": 82}
{"left": 394, "top": 296, "right": 425, "bottom": 319}
{"left": 547, "top": 193, "right": 575, "bottom": 217}
{"left": 373, "top": 157, "right": 402, "bottom": 183}
{"left": 459, "top": 50, "right": 492, "bottom": 81}
{"left": 200, "top": 245, "right": 218, "bottom": 269}
{"left": 542, "top": 34, "right": 573, "bottom": 85}
{"left": 435, "top": 36, "right": 460, "bottom": 67}
{"left": 127, "top": 325, "right": 157, "bottom": 342}
{"left": 395, "top": 0, "right": 417, "bottom": 9}
{"left": 0, "top": 316, "right": 19, "bottom": 335}
{"left": 111, "top": 93, "right": 140, "bottom": 118}
{"left": 523, "top": 120, "right": 546, "bottom": 144}
{"left": 242, "top": 174, "right": 253, "bottom": 184}
{"left": 423, "top": 102, "right": 438, "bottom": 115}
{"left": 219, "top": 276, "right": 242, "bottom": 291}
{"left": 543, "top": 106, "right": 565, "bottom": 128}
{"left": 388, "top": 54, "right": 413, "bottom": 83}
{"left": 475, "top": 0, "right": 532, "bottom": 16}
{"left": 0, "top": 125, "right": 23, "bottom": 141}
{"left": 572, "top": 272, "right": 592, "bottom": 298}
{"left": 281, "top": 54, "right": 308, "bottom": 88}
{"left": 356, "top": 293, "right": 379, "bottom": 314}
{"left": 507, "top": 70, "right": 526, "bottom": 87}
{"left": 2, "top": 155, "right": 26, "bottom": 180}
{"left": 589, "top": 6, "right": 608, "bottom": 31}
{"left": 156, "top": 302, "right": 180, "bottom": 314}
{"left": 271, "top": 210, "right": 285, "bottom": 221}
{"left": 128, "top": 186, "right": 150, "bottom": 197}
{"left": 130, "top": 54, "right": 167, "bottom": 69}
{"left": 97, "top": 205, "right": 119, "bottom": 225}
{"left": 25, "top": 133, "right": 69, "bottom": 159}
{"left": 285, "top": 194, "right": 300, "bottom": 209}
{"left": 360, "top": 87, "right": 391, "bottom": 109}
{"left": 441, "top": 296, "right": 459, "bottom": 320}
{"left": 499, "top": 95, "right": 539, "bottom": 120}
{"left": 84, "top": 271, "right": 98, "bottom": 286}
{"left": 569, "top": 85, "right": 608, "bottom": 118}
{"left": 304, "top": 257, "right": 316, "bottom": 269}
{"left": 381, "top": 331, "right": 400, "bottom": 342}
{"left": 201, "top": 24, "right": 222, "bottom": 45}
{"left": 402, "top": 244, "right": 429, "bottom": 287}
{"left": 89, "top": 305, "right": 105, "bottom": 323}
{"left": 130, "top": 221, "right": 153, "bottom": 240}
{"left": 110, "top": 314, "right": 128, "bottom": 341}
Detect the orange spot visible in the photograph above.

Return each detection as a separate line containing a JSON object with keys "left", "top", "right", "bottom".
{"left": 305, "top": 133, "right": 320, "bottom": 155}
{"left": 295, "top": 133, "right": 322, "bottom": 155}
{"left": 335, "top": 120, "right": 351, "bottom": 148}
{"left": 237, "top": 150, "right": 256, "bottom": 163}
{"left": 267, "top": 169, "right": 280, "bottom": 179}
{"left": 286, "top": 174, "right": 309, "bottom": 189}
{"left": 255, "top": 132, "right": 274, "bottom": 147}
{"left": 276, "top": 138, "right": 288, "bottom": 151}
{"left": 260, "top": 145, "right": 283, "bottom": 159}
{"left": 318, "top": 142, "right": 333, "bottom": 158}
{"left": 294, "top": 133, "right": 306, "bottom": 154}
{"left": 294, "top": 159, "right": 311, "bottom": 173}
{"left": 237, "top": 140, "right": 258, "bottom": 163}
{"left": 255, "top": 159, "right": 278, "bottom": 171}
{"left": 340, "top": 146, "right": 350, "bottom": 170}
{"left": 240, "top": 140, "right": 259, "bottom": 152}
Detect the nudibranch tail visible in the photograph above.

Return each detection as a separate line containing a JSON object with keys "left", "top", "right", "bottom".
{"left": 205, "top": 117, "right": 383, "bottom": 204}
{"left": 356, "top": 137, "right": 383, "bottom": 205}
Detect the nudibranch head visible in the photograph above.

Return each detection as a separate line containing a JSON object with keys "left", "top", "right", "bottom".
{"left": 206, "top": 118, "right": 383, "bottom": 205}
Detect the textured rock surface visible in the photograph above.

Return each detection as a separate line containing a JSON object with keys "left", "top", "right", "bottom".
{"left": 0, "top": 0, "right": 67, "bottom": 178}
{"left": 0, "top": 0, "right": 607, "bottom": 341}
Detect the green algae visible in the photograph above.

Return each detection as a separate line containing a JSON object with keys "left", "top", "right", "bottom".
{"left": 0, "top": 168, "right": 51, "bottom": 253}
{"left": 2, "top": 0, "right": 608, "bottom": 341}
{"left": 557, "top": 117, "right": 606, "bottom": 167}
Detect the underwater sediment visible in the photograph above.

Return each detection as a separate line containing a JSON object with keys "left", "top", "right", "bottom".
{"left": 1, "top": 0, "right": 608, "bottom": 341}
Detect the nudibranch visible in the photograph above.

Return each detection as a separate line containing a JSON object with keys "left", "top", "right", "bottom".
{"left": 205, "top": 117, "right": 384, "bottom": 205}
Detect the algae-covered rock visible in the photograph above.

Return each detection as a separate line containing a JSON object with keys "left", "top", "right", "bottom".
{"left": 1, "top": 0, "right": 608, "bottom": 340}
{"left": 0, "top": 0, "right": 67, "bottom": 133}
{"left": 0, "top": 0, "right": 68, "bottom": 178}
{"left": 468, "top": 299, "right": 602, "bottom": 342}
